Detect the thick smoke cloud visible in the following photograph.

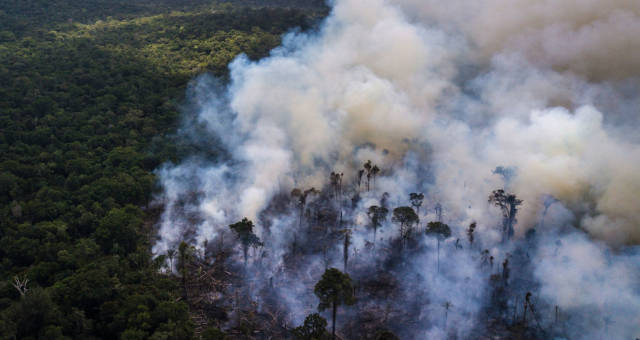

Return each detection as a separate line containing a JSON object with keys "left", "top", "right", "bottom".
{"left": 534, "top": 230, "right": 640, "bottom": 340}
{"left": 396, "top": 0, "right": 640, "bottom": 80}
{"left": 153, "top": 0, "right": 640, "bottom": 338}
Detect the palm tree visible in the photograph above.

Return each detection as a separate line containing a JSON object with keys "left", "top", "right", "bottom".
{"left": 364, "top": 160, "right": 372, "bottom": 191}
{"left": 371, "top": 165, "right": 380, "bottom": 190}
{"left": 409, "top": 193, "right": 424, "bottom": 215}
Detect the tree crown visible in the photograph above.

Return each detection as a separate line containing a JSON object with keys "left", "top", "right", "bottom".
{"left": 426, "top": 221, "right": 451, "bottom": 239}
{"left": 314, "top": 268, "right": 356, "bottom": 311}
{"left": 392, "top": 206, "right": 419, "bottom": 226}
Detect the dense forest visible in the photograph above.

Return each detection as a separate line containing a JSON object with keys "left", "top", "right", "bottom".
{"left": 0, "top": 1, "right": 326, "bottom": 339}
{"left": 3, "top": 0, "right": 640, "bottom": 339}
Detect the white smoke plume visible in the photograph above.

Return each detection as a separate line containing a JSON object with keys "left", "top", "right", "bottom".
{"left": 397, "top": 0, "right": 640, "bottom": 80}
{"left": 153, "top": 0, "right": 640, "bottom": 338}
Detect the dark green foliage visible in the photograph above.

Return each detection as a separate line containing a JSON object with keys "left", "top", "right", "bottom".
{"left": 314, "top": 268, "right": 356, "bottom": 313}
{"left": 467, "top": 222, "right": 476, "bottom": 246}
{"left": 0, "top": 287, "right": 62, "bottom": 339}
{"left": 488, "top": 189, "right": 523, "bottom": 241}
{"left": 367, "top": 205, "right": 388, "bottom": 245}
{"left": 314, "top": 268, "right": 355, "bottom": 339}
{"left": 392, "top": 207, "right": 419, "bottom": 227}
{"left": 291, "top": 187, "right": 318, "bottom": 227}
{"left": 426, "top": 221, "right": 452, "bottom": 239}
{"left": 0, "top": 1, "right": 321, "bottom": 338}
{"left": 0, "top": 0, "right": 327, "bottom": 39}
{"left": 229, "top": 218, "right": 263, "bottom": 265}
{"left": 362, "top": 160, "right": 381, "bottom": 191}
{"left": 202, "top": 326, "right": 227, "bottom": 340}
{"left": 95, "top": 205, "right": 142, "bottom": 255}
{"left": 292, "top": 313, "right": 329, "bottom": 340}
{"left": 374, "top": 329, "right": 400, "bottom": 340}
{"left": 426, "top": 222, "right": 451, "bottom": 273}
{"left": 392, "top": 206, "right": 419, "bottom": 244}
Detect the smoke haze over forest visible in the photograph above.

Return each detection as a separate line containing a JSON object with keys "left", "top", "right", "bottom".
{"left": 153, "top": 0, "right": 640, "bottom": 338}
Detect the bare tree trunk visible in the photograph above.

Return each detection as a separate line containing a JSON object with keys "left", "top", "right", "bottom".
{"left": 332, "top": 301, "right": 337, "bottom": 340}
{"left": 243, "top": 246, "right": 248, "bottom": 267}
{"left": 323, "top": 243, "right": 330, "bottom": 270}
{"left": 437, "top": 238, "right": 440, "bottom": 274}
{"left": 293, "top": 233, "right": 297, "bottom": 255}
{"left": 444, "top": 308, "right": 448, "bottom": 328}
{"left": 299, "top": 206, "right": 304, "bottom": 228}
{"left": 373, "top": 226, "right": 377, "bottom": 248}
{"left": 12, "top": 276, "right": 29, "bottom": 297}
{"left": 343, "top": 232, "right": 350, "bottom": 272}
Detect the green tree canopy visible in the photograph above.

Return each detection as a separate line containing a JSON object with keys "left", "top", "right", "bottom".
{"left": 374, "top": 329, "right": 400, "bottom": 340}
{"left": 292, "top": 313, "right": 329, "bottom": 340}
{"left": 392, "top": 206, "right": 419, "bottom": 246}
{"left": 367, "top": 205, "right": 388, "bottom": 246}
{"left": 94, "top": 205, "right": 143, "bottom": 255}
{"left": 229, "top": 218, "right": 263, "bottom": 265}
{"left": 425, "top": 221, "right": 451, "bottom": 239}
{"left": 426, "top": 221, "right": 451, "bottom": 273}
{"left": 314, "top": 268, "right": 355, "bottom": 340}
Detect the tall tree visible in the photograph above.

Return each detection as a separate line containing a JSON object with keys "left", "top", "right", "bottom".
{"left": 330, "top": 172, "right": 343, "bottom": 201}
{"left": 392, "top": 206, "right": 419, "bottom": 249}
{"left": 488, "top": 189, "right": 523, "bottom": 242}
{"left": 343, "top": 229, "right": 351, "bottom": 272}
{"left": 409, "top": 193, "right": 424, "bottom": 215}
{"left": 466, "top": 222, "right": 476, "bottom": 248}
{"left": 371, "top": 165, "right": 380, "bottom": 191}
{"left": 426, "top": 221, "right": 451, "bottom": 273}
{"left": 314, "top": 268, "right": 356, "bottom": 340}
{"left": 443, "top": 301, "right": 452, "bottom": 329}
{"left": 291, "top": 187, "right": 318, "bottom": 228}
{"left": 502, "top": 255, "right": 510, "bottom": 284}
{"left": 229, "top": 218, "right": 263, "bottom": 266}
{"left": 363, "top": 160, "right": 372, "bottom": 191}
{"left": 361, "top": 161, "right": 381, "bottom": 191}
{"left": 367, "top": 205, "right": 388, "bottom": 247}
{"left": 178, "top": 241, "right": 194, "bottom": 298}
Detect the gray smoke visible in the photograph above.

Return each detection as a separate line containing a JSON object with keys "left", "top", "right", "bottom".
{"left": 153, "top": 0, "right": 640, "bottom": 338}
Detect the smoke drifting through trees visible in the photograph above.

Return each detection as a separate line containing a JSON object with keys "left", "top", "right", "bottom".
{"left": 153, "top": 0, "right": 640, "bottom": 338}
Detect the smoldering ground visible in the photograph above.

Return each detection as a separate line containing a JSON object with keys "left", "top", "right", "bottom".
{"left": 152, "top": 0, "right": 640, "bottom": 338}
